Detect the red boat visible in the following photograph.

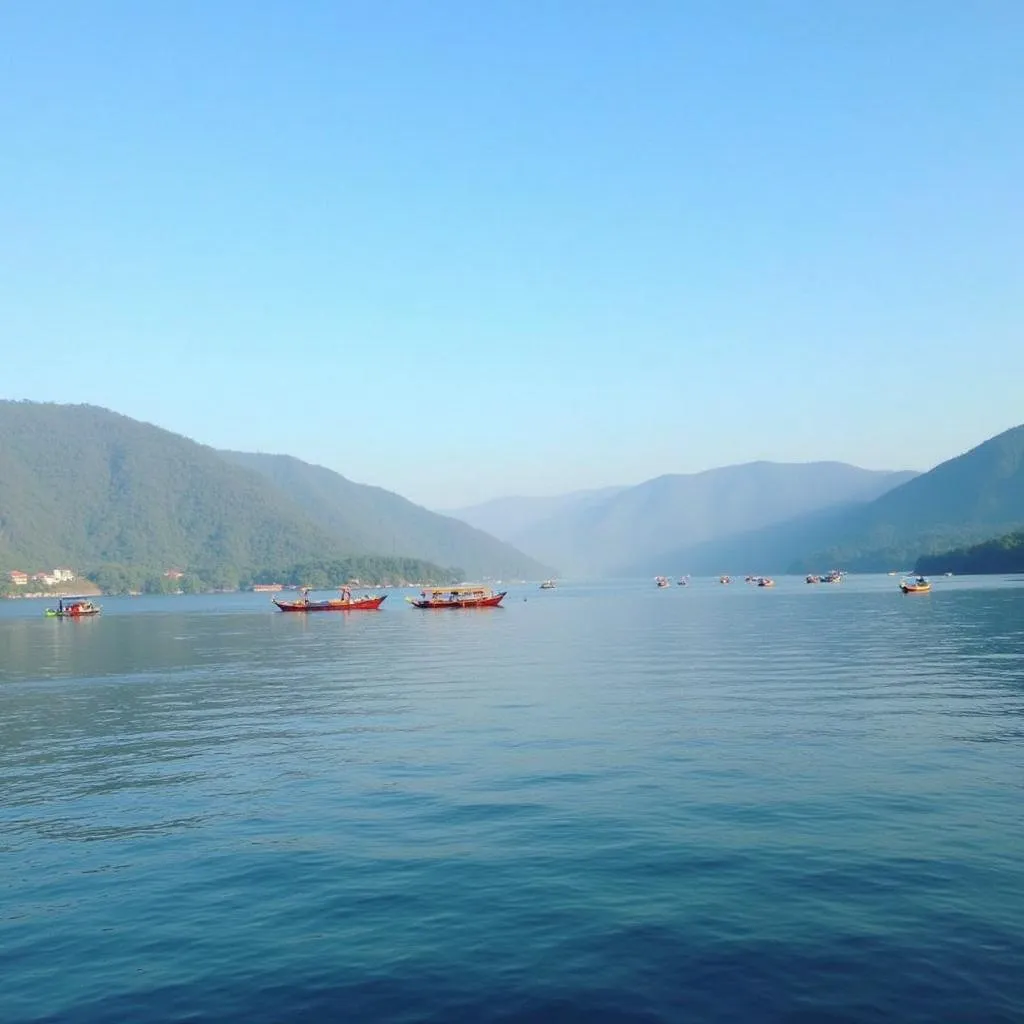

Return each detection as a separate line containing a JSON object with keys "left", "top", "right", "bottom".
{"left": 273, "top": 587, "right": 386, "bottom": 612}
{"left": 407, "top": 585, "right": 506, "bottom": 609}
{"left": 45, "top": 597, "right": 102, "bottom": 618}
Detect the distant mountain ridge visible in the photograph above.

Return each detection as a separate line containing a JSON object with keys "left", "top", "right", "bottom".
{"left": 453, "top": 462, "right": 917, "bottom": 576}
{"left": 630, "top": 425, "right": 1024, "bottom": 575}
{"left": 0, "top": 401, "right": 550, "bottom": 580}
{"left": 442, "top": 487, "right": 626, "bottom": 543}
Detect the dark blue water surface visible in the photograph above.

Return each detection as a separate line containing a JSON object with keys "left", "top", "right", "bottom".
{"left": 2, "top": 577, "right": 1023, "bottom": 1023}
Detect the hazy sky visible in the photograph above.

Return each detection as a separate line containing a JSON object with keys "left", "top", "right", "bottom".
{"left": 2, "top": 1, "right": 1021, "bottom": 507}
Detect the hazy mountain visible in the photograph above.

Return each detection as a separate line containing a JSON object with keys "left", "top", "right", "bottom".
{"left": 443, "top": 487, "right": 626, "bottom": 544}
{"left": 221, "top": 451, "right": 551, "bottom": 579}
{"left": 641, "top": 424, "right": 1024, "bottom": 574}
{"left": 0, "top": 401, "right": 548, "bottom": 581}
{"left": 504, "top": 462, "right": 916, "bottom": 576}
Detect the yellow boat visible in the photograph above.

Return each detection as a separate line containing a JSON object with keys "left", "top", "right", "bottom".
{"left": 900, "top": 577, "right": 931, "bottom": 594}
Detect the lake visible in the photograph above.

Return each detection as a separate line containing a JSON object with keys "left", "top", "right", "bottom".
{"left": 2, "top": 576, "right": 1023, "bottom": 1022}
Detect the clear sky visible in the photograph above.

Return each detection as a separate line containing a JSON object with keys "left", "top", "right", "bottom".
{"left": 2, "top": 1, "right": 1021, "bottom": 508}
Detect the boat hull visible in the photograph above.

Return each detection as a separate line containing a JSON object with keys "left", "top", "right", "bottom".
{"left": 410, "top": 592, "right": 506, "bottom": 609}
{"left": 900, "top": 585, "right": 931, "bottom": 594}
{"left": 273, "top": 596, "right": 386, "bottom": 612}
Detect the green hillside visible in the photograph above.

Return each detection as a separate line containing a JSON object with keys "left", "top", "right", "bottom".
{"left": 795, "top": 424, "right": 1024, "bottom": 571}
{"left": 0, "top": 402, "right": 457, "bottom": 585}
{"left": 642, "top": 424, "right": 1024, "bottom": 574}
{"left": 916, "top": 531, "right": 1024, "bottom": 575}
{"left": 219, "top": 451, "right": 551, "bottom": 580}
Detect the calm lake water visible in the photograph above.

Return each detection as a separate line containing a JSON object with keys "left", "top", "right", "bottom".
{"left": 2, "top": 577, "right": 1023, "bottom": 1023}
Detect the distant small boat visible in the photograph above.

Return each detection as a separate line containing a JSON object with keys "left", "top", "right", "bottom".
{"left": 677, "top": 576, "right": 689, "bottom": 586}
{"left": 408, "top": 585, "right": 506, "bottom": 609}
{"left": 274, "top": 587, "right": 386, "bottom": 612}
{"left": 655, "top": 576, "right": 670, "bottom": 588}
{"left": 719, "top": 576, "right": 732, "bottom": 585}
{"left": 900, "top": 577, "right": 931, "bottom": 594}
{"left": 757, "top": 577, "right": 775, "bottom": 587}
{"left": 806, "top": 575, "right": 821, "bottom": 584}
{"left": 45, "top": 597, "right": 101, "bottom": 618}
{"left": 539, "top": 579, "right": 557, "bottom": 589}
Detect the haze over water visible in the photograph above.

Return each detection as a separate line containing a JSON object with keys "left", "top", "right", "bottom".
{"left": 2, "top": 578, "right": 1023, "bottom": 1023}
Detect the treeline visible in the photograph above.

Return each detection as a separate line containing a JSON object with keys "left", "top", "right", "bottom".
{"left": 249, "top": 556, "right": 463, "bottom": 589}
{"left": 916, "top": 531, "right": 1024, "bottom": 575}
{"left": 83, "top": 556, "right": 462, "bottom": 595}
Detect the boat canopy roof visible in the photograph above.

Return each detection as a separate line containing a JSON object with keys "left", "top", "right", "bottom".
{"left": 422, "top": 585, "right": 491, "bottom": 594}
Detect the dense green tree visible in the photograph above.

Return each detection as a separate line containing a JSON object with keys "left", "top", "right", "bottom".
{"left": 916, "top": 531, "right": 1024, "bottom": 575}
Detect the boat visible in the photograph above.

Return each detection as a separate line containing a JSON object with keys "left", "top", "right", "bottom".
{"left": 757, "top": 577, "right": 775, "bottom": 587}
{"left": 719, "top": 575, "right": 732, "bottom": 584}
{"left": 407, "top": 585, "right": 506, "bottom": 609}
{"left": 677, "top": 576, "right": 689, "bottom": 586}
{"left": 273, "top": 587, "right": 386, "bottom": 612}
{"left": 539, "top": 579, "right": 557, "bottom": 589}
{"left": 900, "top": 577, "right": 931, "bottom": 594}
{"left": 45, "top": 597, "right": 101, "bottom": 618}
{"left": 806, "top": 575, "right": 821, "bottom": 584}
{"left": 655, "top": 576, "right": 670, "bottom": 588}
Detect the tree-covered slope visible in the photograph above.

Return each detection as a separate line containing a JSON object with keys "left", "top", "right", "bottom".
{"left": 795, "top": 424, "right": 1024, "bottom": 571}
{"left": 0, "top": 402, "right": 352, "bottom": 573}
{"left": 219, "top": 450, "right": 551, "bottom": 580}
{"left": 640, "top": 424, "right": 1024, "bottom": 575}
{"left": 916, "top": 531, "right": 1024, "bottom": 575}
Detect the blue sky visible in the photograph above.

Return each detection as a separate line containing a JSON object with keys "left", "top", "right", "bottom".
{"left": 2, "top": 1, "right": 1021, "bottom": 507}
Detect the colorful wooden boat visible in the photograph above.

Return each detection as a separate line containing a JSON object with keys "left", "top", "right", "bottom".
{"left": 900, "top": 578, "right": 931, "bottom": 594}
{"left": 273, "top": 587, "right": 386, "bottom": 612}
{"left": 407, "top": 585, "right": 506, "bottom": 609}
{"left": 45, "top": 597, "right": 101, "bottom": 618}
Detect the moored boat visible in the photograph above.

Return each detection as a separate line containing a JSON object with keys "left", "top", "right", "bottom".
{"left": 407, "top": 585, "right": 506, "bottom": 609}
{"left": 45, "top": 597, "right": 101, "bottom": 618}
{"left": 757, "top": 577, "right": 775, "bottom": 587}
{"left": 655, "top": 576, "right": 670, "bottom": 588}
{"left": 273, "top": 587, "right": 386, "bottom": 612}
{"left": 719, "top": 575, "right": 732, "bottom": 584}
{"left": 539, "top": 579, "right": 557, "bottom": 589}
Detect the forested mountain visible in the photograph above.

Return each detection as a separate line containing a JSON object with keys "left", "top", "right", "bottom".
{"left": 640, "top": 425, "right": 1024, "bottom": 575}
{"left": 220, "top": 451, "right": 550, "bottom": 579}
{"left": 492, "top": 462, "right": 915, "bottom": 576}
{"left": 0, "top": 402, "right": 545, "bottom": 582}
{"left": 791, "top": 423, "right": 1024, "bottom": 571}
{"left": 0, "top": 402, "right": 342, "bottom": 575}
